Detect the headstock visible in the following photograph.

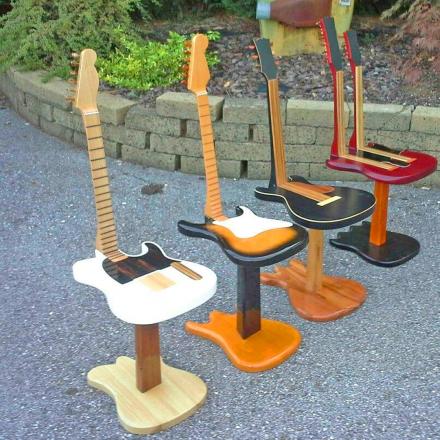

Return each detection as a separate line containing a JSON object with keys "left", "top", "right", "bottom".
{"left": 184, "top": 34, "right": 210, "bottom": 94}
{"left": 67, "top": 49, "right": 99, "bottom": 113}
{"left": 253, "top": 38, "right": 278, "bottom": 81}
{"left": 344, "top": 30, "right": 362, "bottom": 71}
{"left": 318, "top": 16, "right": 344, "bottom": 74}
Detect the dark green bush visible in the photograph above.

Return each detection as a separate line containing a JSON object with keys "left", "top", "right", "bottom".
{"left": 0, "top": 0, "right": 142, "bottom": 77}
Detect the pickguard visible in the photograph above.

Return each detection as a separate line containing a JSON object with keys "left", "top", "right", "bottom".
{"left": 102, "top": 243, "right": 176, "bottom": 284}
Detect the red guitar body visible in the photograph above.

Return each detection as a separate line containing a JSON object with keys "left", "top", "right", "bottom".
{"left": 327, "top": 149, "right": 437, "bottom": 185}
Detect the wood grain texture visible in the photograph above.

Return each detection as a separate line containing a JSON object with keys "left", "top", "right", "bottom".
{"left": 267, "top": 80, "right": 338, "bottom": 204}
{"left": 305, "top": 229, "right": 323, "bottom": 293}
{"left": 87, "top": 356, "right": 207, "bottom": 435}
{"left": 369, "top": 181, "right": 389, "bottom": 246}
{"left": 259, "top": 0, "right": 354, "bottom": 56}
{"left": 261, "top": 259, "right": 366, "bottom": 322}
{"left": 135, "top": 324, "right": 161, "bottom": 393}
{"left": 186, "top": 311, "right": 301, "bottom": 372}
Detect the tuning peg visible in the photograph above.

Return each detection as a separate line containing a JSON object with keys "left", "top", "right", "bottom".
{"left": 68, "top": 78, "right": 77, "bottom": 84}
{"left": 247, "top": 44, "right": 256, "bottom": 50}
{"left": 275, "top": 60, "right": 281, "bottom": 66}
{"left": 251, "top": 54, "right": 259, "bottom": 60}
{"left": 184, "top": 40, "right": 192, "bottom": 48}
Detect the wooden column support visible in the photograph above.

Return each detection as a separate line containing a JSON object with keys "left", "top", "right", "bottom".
{"left": 135, "top": 324, "right": 161, "bottom": 393}
{"left": 237, "top": 266, "right": 261, "bottom": 339}
{"left": 261, "top": 229, "right": 367, "bottom": 322}
{"left": 369, "top": 181, "right": 389, "bottom": 247}
{"left": 305, "top": 229, "right": 324, "bottom": 293}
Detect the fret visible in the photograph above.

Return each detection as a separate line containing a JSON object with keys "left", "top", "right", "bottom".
{"left": 95, "top": 193, "right": 111, "bottom": 203}
{"left": 88, "top": 138, "right": 104, "bottom": 149}
{"left": 96, "top": 201, "right": 112, "bottom": 210}
{"left": 86, "top": 125, "right": 102, "bottom": 138}
{"left": 97, "top": 212, "right": 115, "bottom": 223}
{"left": 83, "top": 113, "right": 101, "bottom": 126}
{"left": 93, "top": 176, "right": 110, "bottom": 188}
{"left": 195, "top": 93, "right": 225, "bottom": 220}
{"left": 88, "top": 148, "right": 105, "bottom": 161}
{"left": 98, "top": 218, "right": 115, "bottom": 227}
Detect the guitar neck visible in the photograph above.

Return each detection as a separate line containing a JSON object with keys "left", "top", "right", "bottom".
{"left": 332, "top": 70, "right": 348, "bottom": 158}
{"left": 266, "top": 79, "right": 288, "bottom": 186}
{"left": 196, "top": 93, "right": 225, "bottom": 220}
{"left": 350, "top": 65, "right": 365, "bottom": 152}
{"left": 82, "top": 110, "right": 121, "bottom": 258}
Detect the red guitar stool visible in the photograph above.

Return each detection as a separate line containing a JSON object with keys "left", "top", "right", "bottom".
{"left": 320, "top": 17, "right": 437, "bottom": 267}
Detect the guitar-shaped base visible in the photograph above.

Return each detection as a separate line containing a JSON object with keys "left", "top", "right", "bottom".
{"left": 261, "top": 259, "right": 366, "bottom": 322}
{"left": 185, "top": 311, "right": 301, "bottom": 372}
{"left": 87, "top": 356, "right": 207, "bottom": 435}
{"left": 330, "top": 221, "right": 420, "bottom": 267}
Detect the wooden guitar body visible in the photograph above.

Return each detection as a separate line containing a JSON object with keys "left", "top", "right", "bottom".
{"left": 327, "top": 149, "right": 437, "bottom": 185}
{"left": 178, "top": 206, "right": 307, "bottom": 267}
{"left": 320, "top": 18, "right": 438, "bottom": 267}
{"left": 73, "top": 241, "right": 216, "bottom": 325}
{"left": 179, "top": 34, "right": 308, "bottom": 371}
{"left": 255, "top": 175, "right": 375, "bottom": 230}
{"left": 70, "top": 48, "right": 215, "bottom": 434}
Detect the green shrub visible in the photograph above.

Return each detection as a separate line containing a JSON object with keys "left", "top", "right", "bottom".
{"left": 0, "top": 0, "right": 142, "bottom": 77}
{"left": 99, "top": 31, "right": 220, "bottom": 91}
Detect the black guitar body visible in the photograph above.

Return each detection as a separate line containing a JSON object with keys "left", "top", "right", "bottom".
{"left": 178, "top": 206, "right": 308, "bottom": 267}
{"left": 102, "top": 242, "right": 178, "bottom": 284}
{"left": 255, "top": 176, "right": 376, "bottom": 230}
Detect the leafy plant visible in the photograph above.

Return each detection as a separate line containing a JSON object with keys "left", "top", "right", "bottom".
{"left": 99, "top": 31, "right": 220, "bottom": 91}
{"left": 0, "top": 0, "right": 142, "bottom": 77}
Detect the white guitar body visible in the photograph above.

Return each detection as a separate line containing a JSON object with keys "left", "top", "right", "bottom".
{"left": 73, "top": 242, "right": 217, "bottom": 325}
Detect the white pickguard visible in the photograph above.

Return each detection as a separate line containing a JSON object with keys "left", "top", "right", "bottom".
{"left": 213, "top": 206, "right": 292, "bottom": 238}
{"left": 73, "top": 242, "right": 217, "bottom": 325}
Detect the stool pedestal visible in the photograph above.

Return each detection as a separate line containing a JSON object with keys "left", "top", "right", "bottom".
{"left": 262, "top": 229, "right": 366, "bottom": 322}
{"left": 330, "top": 182, "right": 420, "bottom": 267}
{"left": 186, "top": 266, "right": 301, "bottom": 372}
{"left": 87, "top": 324, "right": 207, "bottom": 435}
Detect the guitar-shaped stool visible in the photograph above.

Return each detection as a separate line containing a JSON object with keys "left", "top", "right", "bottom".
{"left": 178, "top": 34, "right": 308, "bottom": 372}
{"left": 70, "top": 50, "right": 217, "bottom": 435}
{"left": 320, "top": 17, "right": 437, "bottom": 267}
{"left": 253, "top": 38, "right": 376, "bottom": 322}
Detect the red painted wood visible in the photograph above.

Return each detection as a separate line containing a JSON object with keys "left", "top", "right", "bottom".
{"left": 327, "top": 150, "right": 437, "bottom": 185}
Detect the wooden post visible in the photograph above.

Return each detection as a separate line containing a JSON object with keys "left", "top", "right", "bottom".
{"left": 369, "top": 181, "right": 389, "bottom": 246}
{"left": 305, "top": 229, "right": 324, "bottom": 293}
{"left": 135, "top": 324, "right": 161, "bottom": 393}
{"left": 237, "top": 266, "right": 261, "bottom": 339}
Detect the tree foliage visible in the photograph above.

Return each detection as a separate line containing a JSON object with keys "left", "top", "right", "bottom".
{"left": 0, "top": 0, "right": 142, "bottom": 77}
{"left": 393, "top": 1, "right": 440, "bottom": 83}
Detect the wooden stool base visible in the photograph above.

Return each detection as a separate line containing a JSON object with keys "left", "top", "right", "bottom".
{"left": 261, "top": 260, "right": 366, "bottom": 322}
{"left": 185, "top": 310, "right": 301, "bottom": 373}
{"left": 330, "top": 221, "right": 420, "bottom": 267}
{"left": 87, "top": 356, "right": 207, "bottom": 435}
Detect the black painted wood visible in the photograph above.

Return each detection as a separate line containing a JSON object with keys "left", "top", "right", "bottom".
{"left": 255, "top": 175, "right": 376, "bottom": 230}
{"left": 178, "top": 206, "right": 308, "bottom": 267}
{"left": 102, "top": 242, "right": 178, "bottom": 283}
{"left": 237, "top": 266, "right": 261, "bottom": 339}
{"left": 330, "top": 221, "right": 420, "bottom": 267}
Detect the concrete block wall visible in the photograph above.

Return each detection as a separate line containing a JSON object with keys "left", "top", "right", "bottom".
{"left": 1, "top": 70, "right": 439, "bottom": 186}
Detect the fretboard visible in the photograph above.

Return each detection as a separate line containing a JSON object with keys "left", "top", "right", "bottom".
{"left": 334, "top": 70, "right": 347, "bottom": 158}
{"left": 352, "top": 65, "right": 365, "bottom": 152}
{"left": 266, "top": 80, "right": 337, "bottom": 204}
{"left": 82, "top": 111, "right": 123, "bottom": 261}
{"left": 196, "top": 93, "right": 226, "bottom": 220}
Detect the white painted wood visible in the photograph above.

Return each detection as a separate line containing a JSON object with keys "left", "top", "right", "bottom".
{"left": 213, "top": 206, "right": 292, "bottom": 238}
{"left": 73, "top": 242, "right": 216, "bottom": 325}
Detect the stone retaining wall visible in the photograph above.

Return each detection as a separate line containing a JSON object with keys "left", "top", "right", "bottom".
{"left": 1, "top": 68, "right": 439, "bottom": 186}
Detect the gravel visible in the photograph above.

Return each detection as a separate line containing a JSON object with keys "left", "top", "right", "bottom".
{"left": 0, "top": 104, "right": 439, "bottom": 440}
